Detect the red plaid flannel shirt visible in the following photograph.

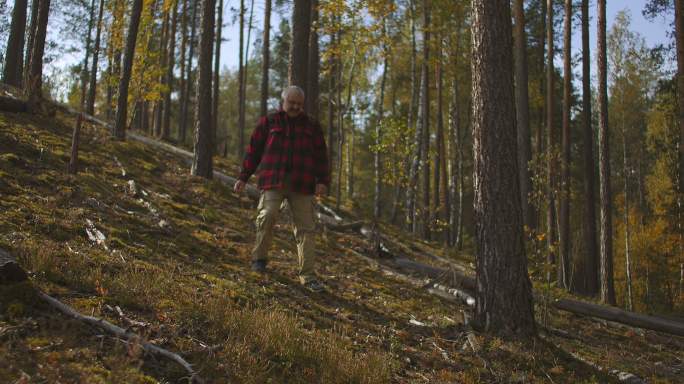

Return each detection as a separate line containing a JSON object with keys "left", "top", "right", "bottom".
{"left": 238, "top": 110, "right": 330, "bottom": 194}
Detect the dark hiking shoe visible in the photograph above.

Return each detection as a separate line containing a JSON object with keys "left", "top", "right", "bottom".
{"left": 302, "top": 279, "right": 324, "bottom": 293}
{"left": 251, "top": 260, "right": 267, "bottom": 273}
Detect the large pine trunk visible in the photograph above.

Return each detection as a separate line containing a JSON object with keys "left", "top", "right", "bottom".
{"left": 113, "top": 0, "right": 144, "bottom": 139}
{"left": 420, "top": 0, "right": 431, "bottom": 239}
{"left": 260, "top": 0, "right": 271, "bottom": 117}
{"left": 181, "top": 0, "right": 198, "bottom": 144}
{"left": 675, "top": 0, "right": 684, "bottom": 302}
{"left": 23, "top": 0, "right": 39, "bottom": 86}
{"left": 162, "top": 0, "right": 178, "bottom": 140}
{"left": 26, "top": 0, "right": 51, "bottom": 113}
{"left": 212, "top": 0, "right": 223, "bottom": 149}
{"left": 574, "top": 0, "right": 599, "bottom": 296}
{"left": 471, "top": 0, "right": 536, "bottom": 337}
{"left": 375, "top": 21, "right": 388, "bottom": 220}
{"left": 306, "top": 0, "right": 319, "bottom": 118}
{"left": 237, "top": 0, "right": 245, "bottom": 158}
{"left": 559, "top": 0, "right": 572, "bottom": 290}
{"left": 288, "top": 0, "right": 311, "bottom": 89}
{"left": 512, "top": 0, "right": 534, "bottom": 231}
{"left": 86, "top": 0, "right": 105, "bottom": 116}
{"left": 2, "top": 0, "right": 28, "bottom": 87}
{"left": 191, "top": 0, "right": 215, "bottom": 178}
{"left": 545, "top": 0, "right": 557, "bottom": 283}
{"left": 80, "top": 0, "right": 96, "bottom": 109}
{"left": 597, "top": 0, "right": 616, "bottom": 305}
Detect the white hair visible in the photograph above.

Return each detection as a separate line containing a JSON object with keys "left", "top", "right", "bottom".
{"left": 281, "top": 86, "right": 305, "bottom": 100}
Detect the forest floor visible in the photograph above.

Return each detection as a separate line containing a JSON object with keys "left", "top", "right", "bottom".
{"left": 0, "top": 108, "right": 683, "bottom": 383}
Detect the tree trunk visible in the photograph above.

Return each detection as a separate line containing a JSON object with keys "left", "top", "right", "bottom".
{"left": 420, "top": 0, "right": 431, "bottom": 239}
{"left": 191, "top": 0, "right": 215, "bottom": 178}
{"left": 23, "top": 0, "right": 39, "bottom": 87}
{"left": 154, "top": 11, "right": 169, "bottom": 137}
{"left": 675, "top": 0, "right": 684, "bottom": 306}
{"left": 559, "top": 0, "right": 572, "bottom": 289}
{"left": 375, "top": 21, "right": 388, "bottom": 220}
{"left": 306, "top": 0, "right": 319, "bottom": 118}
{"left": 80, "top": 0, "right": 96, "bottom": 110}
{"left": 448, "top": 53, "right": 460, "bottom": 247}
{"left": 178, "top": 0, "right": 188, "bottom": 139}
{"left": 621, "top": 110, "right": 633, "bottom": 311}
{"left": 68, "top": 113, "right": 83, "bottom": 174}
{"left": 536, "top": 0, "right": 546, "bottom": 162}
{"left": 471, "top": 0, "right": 536, "bottom": 337}
{"left": 113, "top": 0, "right": 143, "bottom": 139}
{"left": 260, "top": 0, "right": 271, "bottom": 117}
{"left": 212, "top": 0, "right": 222, "bottom": 150}
{"left": 181, "top": 0, "right": 198, "bottom": 144}
{"left": 404, "top": 0, "right": 419, "bottom": 231}
{"left": 2, "top": 0, "right": 28, "bottom": 87}
{"left": 545, "top": 0, "right": 557, "bottom": 283}
{"left": 574, "top": 0, "right": 599, "bottom": 297}
{"left": 407, "top": 73, "right": 424, "bottom": 234}
{"left": 512, "top": 0, "right": 534, "bottom": 231}
{"left": 237, "top": 0, "right": 245, "bottom": 158}
{"left": 597, "top": 0, "right": 616, "bottom": 305}
{"left": 26, "top": 0, "right": 51, "bottom": 113}
{"left": 86, "top": 0, "right": 105, "bottom": 116}
{"left": 288, "top": 0, "right": 311, "bottom": 89}
{"left": 335, "top": 36, "right": 343, "bottom": 209}
{"left": 162, "top": 0, "right": 178, "bottom": 140}
{"left": 435, "top": 36, "right": 448, "bottom": 243}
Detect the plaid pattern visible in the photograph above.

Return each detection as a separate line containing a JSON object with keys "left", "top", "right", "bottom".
{"left": 239, "top": 110, "right": 330, "bottom": 194}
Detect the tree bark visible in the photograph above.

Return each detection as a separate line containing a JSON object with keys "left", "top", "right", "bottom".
{"left": 212, "top": 0, "right": 222, "bottom": 149}
{"left": 80, "top": 0, "right": 96, "bottom": 109}
{"left": 260, "top": 0, "right": 271, "bottom": 117}
{"left": 178, "top": 0, "right": 189, "bottom": 139}
{"left": 420, "top": 0, "right": 431, "bottom": 239}
{"left": 574, "top": 0, "right": 599, "bottom": 297}
{"left": 2, "top": 0, "right": 28, "bottom": 87}
{"left": 162, "top": 0, "right": 178, "bottom": 140}
{"left": 597, "top": 0, "right": 616, "bottom": 305}
{"left": 435, "top": 35, "right": 448, "bottom": 243}
{"left": 545, "top": 0, "right": 557, "bottom": 283}
{"left": 112, "top": 0, "right": 143, "bottom": 139}
{"left": 622, "top": 114, "right": 633, "bottom": 311}
{"left": 237, "top": 0, "right": 245, "bottom": 158}
{"left": 375, "top": 20, "right": 388, "bottom": 220}
{"left": 154, "top": 11, "right": 169, "bottom": 137}
{"left": 26, "top": 0, "right": 51, "bottom": 113}
{"left": 559, "top": 0, "right": 572, "bottom": 290}
{"left": 471, "top": 0, "right": 536, "bottom": 337}
{"left": 191, "top": 0, "right": 215, "bottom": 178}
{"left": 86, "top": 0, "right": 105, "bottom": 116}
{"left": 512, "top": 0, "right": 534, "bottom": 231}
{"left": 181, "top": 0, "right": 198, "bottom": 144}
{"left": 306, "top": 0, "right": 319, "bottom": 118}
{"left": 288, "top": 0, "right": 311, "bottom": 89}
{"left": 23, "top": 0, "right": 39, "bottom": 87}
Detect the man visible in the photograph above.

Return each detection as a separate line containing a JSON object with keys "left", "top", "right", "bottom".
{"left": 234, "top": 86, "right": 330, "bottom": 292}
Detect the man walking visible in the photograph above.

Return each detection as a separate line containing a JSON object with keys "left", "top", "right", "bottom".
{"left": 234, "top": 86, "right": 330, "bottom": 292}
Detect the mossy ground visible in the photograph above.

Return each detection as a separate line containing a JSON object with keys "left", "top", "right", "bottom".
{"left": 0, "top": 109, "right": 682, "bottom": 383}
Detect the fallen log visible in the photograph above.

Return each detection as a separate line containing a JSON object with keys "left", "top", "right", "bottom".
{"left": 39, "top": 292, "right": 204, "bottom": 383}
{"left": 0, "top": 248, "right": 28, "bottom": 283}
{"left": 347, "top": 248, "right": 475, "bottom": 307}
{"left": 553, "top": 298, "right": 684, "bottom": 337}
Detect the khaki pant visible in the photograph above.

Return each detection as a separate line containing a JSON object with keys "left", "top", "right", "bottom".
{"left": 252, "top": 184, "right": 317, "bottom": 284}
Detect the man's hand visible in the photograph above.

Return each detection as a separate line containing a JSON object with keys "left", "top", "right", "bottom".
{"left": 315, "top": 184, "right": 327, "bottom": 197}
{"left": 234, "top": 180, "right": 246, "bottom": 194}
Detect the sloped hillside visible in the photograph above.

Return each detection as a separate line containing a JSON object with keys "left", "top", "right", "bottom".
{"left": 1, "top": 108, "right": 682, "bottom": 383}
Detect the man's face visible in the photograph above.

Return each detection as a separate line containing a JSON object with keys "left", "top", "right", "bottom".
{"left": 283, "top": 92, "right": 305, "bottom": 118}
